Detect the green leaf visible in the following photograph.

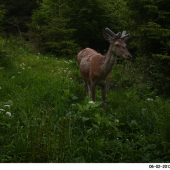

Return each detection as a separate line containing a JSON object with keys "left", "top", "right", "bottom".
{"left": 72, "top": 96, "right": 78, "bottom": 100}
{"left": 92, "top": 124, "right": 99, "bottom": 129}
{"left": 82, "top": 117, "right": 89, "bottom": 122}
{"left": 74, "top": 156, "right": 86, "bottom": 163}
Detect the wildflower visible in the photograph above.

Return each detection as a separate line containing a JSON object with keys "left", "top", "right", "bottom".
{"left": 117, "top": 138, "right": 119, "bottom": 140}
{"left": 28, "top": 67, "right": 31, "bottom": 69}
{"left": 6, "top": 112, "right": 11, "bottom": 116}
{"left": 12, "top": 76, "right": 15, "bottom": 79}
{"left": 89, "top": 101, "right": 94, "bottom": 104}
{"left": 18, "top": 72, "right": 21, "bottom": 74}
{"left": 4, "top": 105, "right": 10, "bottom": 108}
{"left": 22, "top": 68, "right": 25, "bottom": 70}
{"left": 51, "top": 70, "right": 54, "bottom": 72}
{"left": 147, "top": 98, "right": 153, "bottom": 101}
{"left": 0, "top": 109, "right": 5, "bottom": 111}
{"left": 70, "top": 78, "right": 72, "bottom": 80}
{"left": 22, "top": 63, "right": 25, "bottom": 66}
{"left": 115, "top": 119, "right": 119, "bottom": 123}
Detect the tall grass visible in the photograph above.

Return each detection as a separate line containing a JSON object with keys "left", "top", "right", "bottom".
{"left": 0, "top": 37, "right": 170, "bottom": 163}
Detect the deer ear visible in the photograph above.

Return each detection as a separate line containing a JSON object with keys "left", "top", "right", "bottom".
{"left": 123, "top": 36, "right": 130, "bottom": 42}
{"left": 102, "top": 29, "right": 112, "bottom": 42}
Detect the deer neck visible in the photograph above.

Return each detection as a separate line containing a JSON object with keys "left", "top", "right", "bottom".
{"left": 101, "top": 44, "right": 117, "bottom": 77}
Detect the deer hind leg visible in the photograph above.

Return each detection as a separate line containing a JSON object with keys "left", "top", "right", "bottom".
{"left": 91, "top": 81, "right": 96, "bottom": 102}
{"left": 83, "top": 80, "right": 91, "bottom": 98}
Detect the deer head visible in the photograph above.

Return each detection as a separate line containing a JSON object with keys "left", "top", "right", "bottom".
{"left": 103, "top": 28, "right": 132, "bottom": 59}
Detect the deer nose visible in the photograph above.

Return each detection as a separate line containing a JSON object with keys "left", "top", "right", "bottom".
{"left": 129, "top": 55, "right": 132, "bottom": 59}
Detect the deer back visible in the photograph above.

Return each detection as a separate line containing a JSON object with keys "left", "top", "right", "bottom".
{"left": 77, "top": 48, "right": 108, "bottom": 81}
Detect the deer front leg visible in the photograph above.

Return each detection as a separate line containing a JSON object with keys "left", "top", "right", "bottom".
{"left": 101, "top": 84, "right": 106, "bottom": 108}
{"left": 91, "top": 81, "right": 96, "bottom": 102}
{"left": 83, "top": 80, "right": 90, "bottom": 98}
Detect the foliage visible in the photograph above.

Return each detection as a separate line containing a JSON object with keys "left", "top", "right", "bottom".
{"left": 28, "top": 0, "right": 80, "bottom": 57}
{"left": 0, "top": 0, "right": 38, "bottom": 34}
{"left": 125, "top": 0, "right": 170, "bottom": 96}
{"left": 0, "top": 0, "right": 170, "bottom": 163}
{"left": 66, "top": 0, "right": 123, "bottom": 52}
{"left": 28, "top": 0, "right": 126, "bottom": 55}
{"left": 0, "top": 5, "right": 6, "bottom": 23}
{"left": 0, "top": 37, "right": 170, "bottom": 163}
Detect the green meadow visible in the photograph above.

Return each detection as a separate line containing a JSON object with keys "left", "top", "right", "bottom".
{"left": 0, "top": 37, "right": 170, "bottom": 163}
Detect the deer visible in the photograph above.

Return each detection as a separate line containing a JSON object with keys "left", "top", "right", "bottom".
{"left": 77, "top": 27, "right": 132, "bottom": 108}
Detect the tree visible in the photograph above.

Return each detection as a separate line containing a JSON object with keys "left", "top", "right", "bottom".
{"left": 29, "top": 0, "right": 80, "bottom": 56}
{"left": 66, "top": 0, "right": 123, "bottom": 52}
{"left": 126, "top": 0, "right": 170, "bottom": 96}
{"left": 0, "top": 5, "right": 6, "bottom": 23}
{"left": 0, "top": 0, "right": 38, "bottom": 34}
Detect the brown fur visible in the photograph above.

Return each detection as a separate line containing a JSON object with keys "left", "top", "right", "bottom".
{"left": 77, "top": 29, "right": 132, "bottom": 108}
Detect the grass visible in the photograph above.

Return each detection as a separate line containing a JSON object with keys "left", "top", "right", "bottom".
{"left": 0, "top": 37, "right": 170, "bottom": 163}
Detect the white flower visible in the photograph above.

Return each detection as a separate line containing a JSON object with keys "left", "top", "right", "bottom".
{"left": 117, "top": 138, "right": 119, "bottom": 140}
{"left": 147, "top": 98, "right": 153, "bottom": 101}
{"left": 115, "top": 119, "right": 119, "bottom": 123}
{"left": 6, "top": 112, "right": 11, "bottom": 116}
{"left": 22, "top": 63, "right": 25, "bottom": 66}
{"left": 0, "top": 109, "right": 5, "bottom": 111}
{"left": 18, "top": 72, "right": 21, "bottom": 74}
{"left": 51, "top": 70, "right": 54, "bottom": 72}
{"left": 89, "top": 101, "right": 94, "bottom": 104}
{"left": 70, "top": 78, "right": 72, "bottom": 79}
{"left": 22, "top": 68, "right": 25, "bottom": 70}
{"left": 28, "top": 67, "right": 31, "bottom": 69}
{"left": 12, "top": 76, "right": 15, "bottom": 79}
{"left": 4, "top": 105, "right": 10, "bottom": 108}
